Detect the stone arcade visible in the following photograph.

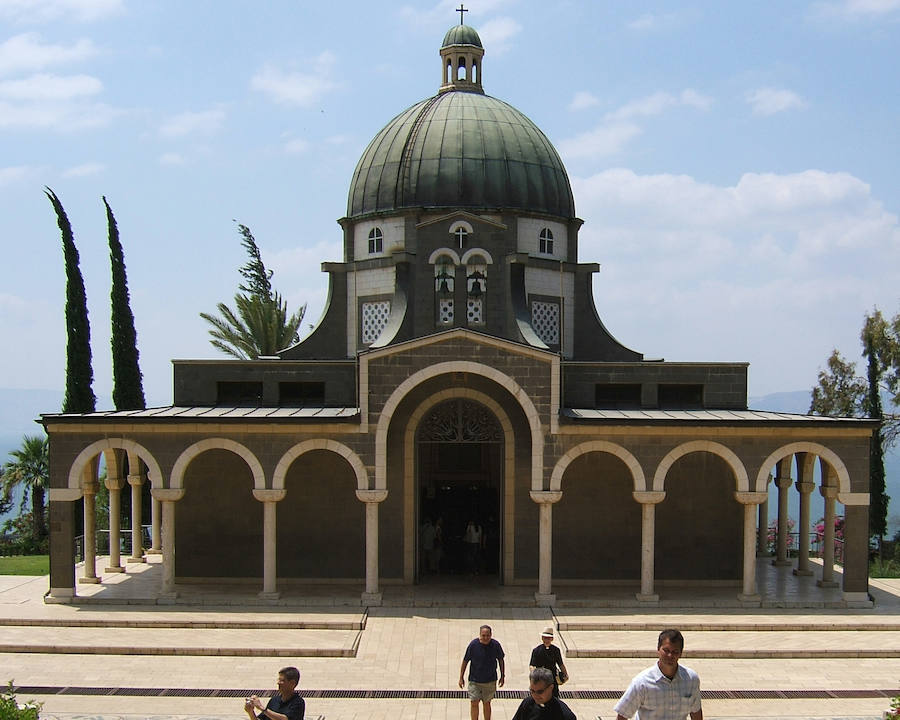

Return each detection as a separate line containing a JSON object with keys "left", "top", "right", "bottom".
{"left": 43, "top": 20, "right": 875, "bottom": 606}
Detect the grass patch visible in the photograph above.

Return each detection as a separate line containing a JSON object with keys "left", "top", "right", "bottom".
{"left": 870, "top": 556, "right": 900, "bottom": 578}
{"left": 0, "top": 555, "right": 49, "bottom": 575}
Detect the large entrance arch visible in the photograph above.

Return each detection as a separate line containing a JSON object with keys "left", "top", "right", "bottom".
{"left": 416, "top": 398, "right": 503, "bottom": 581}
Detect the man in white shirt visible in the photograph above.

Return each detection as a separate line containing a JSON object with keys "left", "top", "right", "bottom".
{"left": 614, "top": 629, "right": 702, "bottom": 720}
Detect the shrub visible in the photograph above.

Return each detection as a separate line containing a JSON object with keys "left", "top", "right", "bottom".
{"left": 0, "top": 682, "right": 41, "bottom": 720}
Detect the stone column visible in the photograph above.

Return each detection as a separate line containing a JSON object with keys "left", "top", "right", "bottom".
{"left": 151, "top": 488, "right": 184, "bottom": 601}
{"left": 253, "top": 489, "right": 287, "bottom": 599}
{"left": 773, "top": 464, "right": 793, "bottom": 566}
{"left": 80, "top": 470, "right": 100, "bottom": 584}
{"left": 104, "top": 475, "right": 125, "bottom": 573}
{"left": 48, "top": 488, "right": 80, "bottom": 601}
{"left": 736, "top": 492, "right": 767, "bottom": 604}
{"left": 633, "top": 491, "right": 665, "bottom": 603}
{"left": 127, "top": 454, "right": 145, "bottom": 563}
{"left": 793, "top": 481, "right": 815, "bottom": 576}
{"left": 530, "top": 491, "right": 562, "bottom": 606}
{"left": 356, "top": 489, "right": 389, "bottom": 605}
{"left": 148, "top": 495, "right": 162, "bottom": 555}
{"left": 757, "top": 496, "right": 769, "bottom": 555}
{"left": 817, "top": 485, "right": 839, "bottom": 588}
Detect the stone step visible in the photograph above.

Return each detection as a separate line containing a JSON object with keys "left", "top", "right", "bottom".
{"left": 560, "top": 628, "right": 900, "bottom": 658}
{"left": 0, "top": 624, "right": 362, "bottom": 657}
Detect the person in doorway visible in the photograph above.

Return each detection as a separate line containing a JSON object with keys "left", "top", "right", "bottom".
{"left": 512, "top": 667, "right": 576, "bottom": 720}
{"left": 459, "top": 624, "right": 506, "bottom": 720}
{"left": 244, "top": 666, "right": 305, "bottom": 720}
{"left": 434, "top": 516, "right": 444, "bottom": 573}
{"left": 464, "top": 518, "right": 482, "bottom": 575}
{"left": 529, "top": 626, "right": 569, "bottom": 697}
{"left": 421, "top": 517, "right": 436, "bottom": 574}
{"left": 614, "top": 629, "right": 702, "bottom": 720}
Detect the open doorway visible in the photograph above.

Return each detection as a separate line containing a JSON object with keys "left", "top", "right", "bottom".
{"left": 416, "top": 399, "right": 502, "bottom": 580}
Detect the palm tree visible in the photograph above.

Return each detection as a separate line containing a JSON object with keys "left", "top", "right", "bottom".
{"left": 200, "top": 223, "right": 305, "bottom": 359}
{"left": 1, "top": 435, "right": 50, "bottom": 545}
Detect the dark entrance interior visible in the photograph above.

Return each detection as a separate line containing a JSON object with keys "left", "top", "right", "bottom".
{"left": 417, "top": 399, "right": 502, "bottom": 579}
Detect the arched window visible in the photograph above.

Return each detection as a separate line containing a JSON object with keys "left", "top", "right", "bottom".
{"left": 434, "top": 255, "right": 455, "bottom": 326}
{"left": 539, "top": 228, "right": 554, "bottom": 255}
{"left": 466, "top": 254, "right": 487, "bottom": 326}
{"left": 368, "top": 227, "right": 383, "bottom": 254}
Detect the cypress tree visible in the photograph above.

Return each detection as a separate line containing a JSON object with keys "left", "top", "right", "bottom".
{"left": 104, "top": 196, "right": 145, "bottom": 410}
{"left": 862, "top": 313, "right": 890, "bottom": 549}
{"left": 46, "top": 187, "right": 95, "bottom": 414}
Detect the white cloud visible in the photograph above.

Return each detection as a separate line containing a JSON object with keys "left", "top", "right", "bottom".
{"left": 0, "top": 98, "right": 118, "bottom": 130}
{"left": 159, "top": 152, "right": 185, "bottom": 166}
{"left": 159, "top": 107, "right": 226, "bottom": 139}
{"left": 0, "top": 33, "right": 97, "bottom": 76}
{"left": 62, "top": 162, "right": 104, "bottom": 178}
{"left": 560, "top": 90, "right": 712, "bottom": 160}
{"left": 813, "top": 0, "right": 900, "bottom": 17}
{"left": 251, "top": 52, "right": 338, "bottom": 107}
{"left": 745, "top": 87, "right": 808, "bottom": 116}
{"left": 478, "top": 16, "right": 522, "bottom": 54}
{"left": 0, "top": 73, "right": 102, "bottom": 100}
{"left": 284, "top": 138, "right": 309, "bottom": 154}
{"left": 572, "top": 168, "right": 900, "bottom": 394}
{"left": 569, "top": 91, "right": 600, "bottom": 112}
{"left": 0, "top": 164, "right": 34, "bottom": 185}
{"left": 0, "top": 0, "right": 124, "bottom": 23}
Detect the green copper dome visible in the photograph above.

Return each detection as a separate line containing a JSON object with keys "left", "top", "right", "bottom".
{"left": 442, "top": 24, "right": 483, "bottom": 48}
{"left": 346, "top": 91, "right": 576, "bottom": 219}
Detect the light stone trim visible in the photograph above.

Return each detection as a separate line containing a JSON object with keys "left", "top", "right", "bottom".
{"left": 252, "top": 489, "right": 287, "bottom": 502}
{"left": 755, "top": 442, "right": 851, "bottom": 495}
{"left": 838, "top": 492, "right": 869, "bottom": 506}
{"left": 375, "top": 360, "right": 545, "bottom": 491}
{"left": 427, "top": 247, "right": 461, "bottom": 265}
{"left": 273, "top": 439, "right": 369, "bottom": 491}
{"left": 557, "top": 424, "right": 873, "bottom": 438}
{"left": 170, "top": 438, "right": 265, "bottom": 490}
{"left": 461, "top": 247, "right": 493, "bottom": 265}
{"left": 652, "top": 440, "right": 750, "bottom": 493}
{"left": 49, "top": 488, "right": 83, "bottom": 502}
{"left": 549, "top": 440, "right": 646, "bottom": 493}
{"left": 403, "top": 389, "right": 516, "bottom": 584}
{"left": 67, "top": 438, "right": 163, "bottom": 491}
{"left": 44, "top": 422, "right": 360, "bottom": 435}
{"left": 150, "top": 488, "right": 185, "bottom": 502}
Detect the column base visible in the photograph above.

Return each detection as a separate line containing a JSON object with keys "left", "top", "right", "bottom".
{"left": 104, "top": 566, "right": 125, "bottom": 573}
{"left": 127, "top": 556, "right": 147, "bottom": 564}
{"left": 361, "top": 592, "right": 383, "bottom": 606}
{"left": 47, "top": 587, "right": 75, "bottom": 601}
{"left": 772, "top": 559, "right": 793, "bottom": 567}
{"left": 146, "top": 548, "right": 162, "bottom": 555}
{"left": 79, "top": 576, "right": 101, "bottom": 584}
{"left": 258, "top": 591, "right": 280, "bottom": 600}
{"left": 737, "top": 593, "right": 761, "bottom": 606}
{"left": 534, "top": 592, "right": 556, "bottom": 606}
{"left": 842, "top": 591, "right": 872, "bottom": 607}
{"left": 792, "top": 568, "right": 814, "bottom": 576}
{"left": 817, "top": 579, "right": 839, "bottom": 588}
{"left": 158, "top": 591, "right": 178, "bottom": 604}
{"left": 635, "top": 593, "right": 659, "bottom": 604}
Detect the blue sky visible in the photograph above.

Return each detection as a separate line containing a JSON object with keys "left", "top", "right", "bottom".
{"left": 1, "top": 0, "right": 898, "bottom": 408}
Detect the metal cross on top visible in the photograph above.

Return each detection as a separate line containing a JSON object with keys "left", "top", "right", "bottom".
{"left": 456, "top": 4, "right": 468, "bottom": 24}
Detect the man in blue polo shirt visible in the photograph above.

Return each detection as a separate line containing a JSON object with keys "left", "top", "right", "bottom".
{"left": 458, "top": 624, "right": 506, "bottom": 720}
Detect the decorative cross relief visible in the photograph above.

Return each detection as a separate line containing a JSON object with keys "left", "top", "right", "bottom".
{"left": 418, "top": 399, "right": 501, "bottom": 442}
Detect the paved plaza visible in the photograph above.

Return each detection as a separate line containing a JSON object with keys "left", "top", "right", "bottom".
{"left": 1, "top": 557, "right": 898, "bottom": 720}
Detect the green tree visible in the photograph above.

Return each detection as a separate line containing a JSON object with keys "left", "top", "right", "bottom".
{"left": 1, "top": 435, "right": 49, "bottom": 548}
{"left": 200, "top": 223, "right": 305, "bottom": 359}
{"left": 809, "top": 350, "right": 866, "bottom": 416}
{"left": 46, "top": 187, "right": 95, "bottom": 414}
{"left": 105, "top": 196, "right": 146, "bottom": 411}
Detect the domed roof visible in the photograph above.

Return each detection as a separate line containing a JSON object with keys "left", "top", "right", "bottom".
{"left": 346, "top": 91, "right": 576, "bottom": 220}
{"left": 442, "top": 24, "right": 482, "bottom": 48}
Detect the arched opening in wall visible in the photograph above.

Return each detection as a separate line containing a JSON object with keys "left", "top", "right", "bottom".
{"left": 279, "top": 449, "right": 364, "bottom": 579}
{"left": 457, "top": 57, "right": 467, "bottom": 81}
{"left": 554, "top": 452, "right": 640, "bottom": 580}
{"left": 655, "top": 452, "right": 742, "bottom": 581}
{"left": 417, "top": 398, "right": 503, "bottom": 581}
{"left": 472, "top": 61, "right": 479, "bottom": 84}
{"left": 176, "top": 449, "right": 259, "bottom": 579}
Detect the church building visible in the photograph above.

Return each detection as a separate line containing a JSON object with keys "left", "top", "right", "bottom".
{"left": 43, "top": 18, "right": 875, "bottom": 607}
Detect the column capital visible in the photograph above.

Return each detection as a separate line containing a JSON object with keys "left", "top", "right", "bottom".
{"left": 127, "top": 473, "right": 143, "bottom": 487}
{"left": 632, "top": 491, "right": 665, "bottom": 505}
{"left": 530, "top": 490, "right": 562, "bottom": 505}
{"left": 774, "top": 476, "right": 793, "bottom": 490}
{"left": 151, "top": 488, "right": 185, "bottom": 502}
{"left": 734, "top": 491, "right": 767, "bottom": 505}
{"left": 252, "top": 489, "right": 287, "bottom": 503}
{"left": 105, "top": 477, "right": 125, "bottom": 491}
{"left": 82, "top": 480, "right": 99, "bottom": 496}
{"left": 820, "top": 485, "right": 839, "bottom": 499}
{"left": 795, "top": 481, "right": 815, "bottom": 495}
{"left": 356, "top": 489, "right": 388, "bottom": 503}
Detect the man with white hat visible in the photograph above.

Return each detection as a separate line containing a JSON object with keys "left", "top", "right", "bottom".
{"left": 529, "top": 626, "right": 569, "bottom": 697}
